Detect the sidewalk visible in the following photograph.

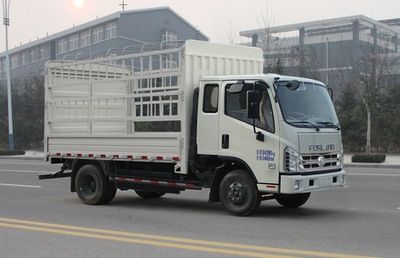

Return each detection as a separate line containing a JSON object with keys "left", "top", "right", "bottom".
{"left": 0, "top": 150, "right": 45, "bottom": 161}
{"left": 1, "top": 151, "right": 400, "bottom": 169}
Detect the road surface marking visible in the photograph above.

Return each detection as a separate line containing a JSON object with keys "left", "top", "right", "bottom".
{"left": 0, "top": 169, "right": 49, "bottom": 174}
{"left": 0, "top": 217, "right": 376, "bottom": 258}
{"left": 347, "top": 173, "right": 400, "bottom": 177}
{"left": 397, "top": 207, "right": 400, "bottom": 210}
{"left": 0, "top": 222, "right": 296, "bottom": 258}
{"left": 0, "top": 183, "right": 41, "bottom": 188}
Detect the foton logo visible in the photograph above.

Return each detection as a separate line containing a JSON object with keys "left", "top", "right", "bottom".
{"left": 309, "top": 144, "right": 335, "bottom": 152}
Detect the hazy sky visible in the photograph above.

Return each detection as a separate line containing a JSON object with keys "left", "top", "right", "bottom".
{"left": 1, "top": 0, "right": 399, "bottom": 52}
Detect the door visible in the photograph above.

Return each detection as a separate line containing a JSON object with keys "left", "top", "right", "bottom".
{"left": 218, "top": 80, "right": 280, "bottom": 184}
{"left": 197, "top": 82, "right": 220, "bottom": 155}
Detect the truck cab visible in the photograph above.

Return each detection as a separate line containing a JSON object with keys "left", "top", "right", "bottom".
{"left": 195, "top": 74, "right": 345, "bottom": 215}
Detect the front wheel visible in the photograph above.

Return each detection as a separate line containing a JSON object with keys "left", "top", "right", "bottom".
{"left": 219, "top": 170, "right": 261, "bottom": 216}
{"left": 275, "top": 193, "right": 310, "bottom": 208}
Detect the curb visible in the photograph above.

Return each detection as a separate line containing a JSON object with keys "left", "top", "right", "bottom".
{"left": 344, "top": 163, "right": 400, "bottom": 169}
{"left": 0, "top": 156, "right": 44, "bottom": 161}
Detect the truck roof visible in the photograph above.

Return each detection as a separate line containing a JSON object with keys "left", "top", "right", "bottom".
{"left": 201, "top": 74, "right": 326, "bottom": 86}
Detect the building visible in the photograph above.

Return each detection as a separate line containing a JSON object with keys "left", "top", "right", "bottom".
{"left": 0, "top": 7, "right": 208, "bottom": 82}
{"left": 240, "top": 15, "right": 400, "bottom": 95}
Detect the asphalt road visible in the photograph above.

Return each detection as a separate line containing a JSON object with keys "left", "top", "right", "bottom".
{"left": 0, "top": 158, "right": 399, "bottom": 258}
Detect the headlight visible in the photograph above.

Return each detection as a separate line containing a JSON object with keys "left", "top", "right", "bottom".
{"left": 337, "top": 153, "right": 343, "bottom": 167}
{"left": 284, "top": 146, "right": 300, "bottom": 172}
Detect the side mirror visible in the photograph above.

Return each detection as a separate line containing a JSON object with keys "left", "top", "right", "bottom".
{"left": 247, "top": 90, "right": 260, "bottom": 119}
{"left": 328, "top": 88, "right": 333, "bottom": 100}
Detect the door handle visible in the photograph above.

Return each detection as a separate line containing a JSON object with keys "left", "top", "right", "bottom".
{"left": 222, "top": 134, "right": 229, "bottom": 149}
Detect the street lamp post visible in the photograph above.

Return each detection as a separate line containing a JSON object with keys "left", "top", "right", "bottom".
{"left": 325, "top": 37, "right": 329, "bottom": 85}
{"left": 2, "top": 0, "right": 15, "bottom": 150}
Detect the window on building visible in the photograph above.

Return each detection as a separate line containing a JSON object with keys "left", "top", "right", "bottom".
{"left": 30, "top": 49, "right": 37, "bottom": 62}
{"left": 21, "top": 52, "right": 27, "bottom": 65}
{"left": 39, "top": 45, "right": 49, "bottom": 60}
{"left": 0, "top": 58, "right": 5, "bottom": 71}
{"left": 105, "top": 22, "right": 117, "bottom": 39}
{"left": 80, "top": 30, "right": 91, "bottom": 47}
{"left": 22, "top": 51, "right": 32, "bottom": 65}
{"left": 11, "top": 55, "right": 19, "bottom": 69}
{"left": 69, "top": 34, "right": 80, "bottom": 50}
{"left": 57, "top": 38, "right": 68, "bottom": 54}
{"left": 162, "top": 31, "right": 178, "bottom": 46}
{"left": 92, "top": 26, "right": 104, "bottom": 43}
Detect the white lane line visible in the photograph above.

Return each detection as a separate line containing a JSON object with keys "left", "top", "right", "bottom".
{"left": 347, "top": 173, "right": 400, "bottom": 177}
{"left": 397, "top": 207, "right": 400, "bottom": 210}
{"left": 0, "top": 183, "right": 42, "bottom": 188}
{"left": 0, "top": 169, "right": 50, "bottom": 174}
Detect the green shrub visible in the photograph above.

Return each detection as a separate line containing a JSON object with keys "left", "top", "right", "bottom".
{"left": 351, "top": 154, "right": 386, "bottom": 163}
{"left": 0, "top": 150, "right": 26, "bottom": 156}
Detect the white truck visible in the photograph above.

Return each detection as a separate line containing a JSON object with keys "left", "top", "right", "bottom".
{"left": 40, "top": 40, "right": 345, "bottom": 216}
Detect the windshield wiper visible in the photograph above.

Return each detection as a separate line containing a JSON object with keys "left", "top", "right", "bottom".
{"left": 288, "top": 121, "right": 320, "bottom": 132}
{"left": 316, "top": 121, "right": 341, "bottom": 130}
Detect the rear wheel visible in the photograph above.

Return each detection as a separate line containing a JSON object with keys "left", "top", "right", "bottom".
{"left": 275, "top": 193, "right": 310, "bottom": 208}
{"left": 219, "top": 170, "right": 260, "bottom": 216}
{"left": 102, "top": 181, "right": 117, "bottom": 204}
{"left": 135, "top": 190, "right": 165, "bottom": 199}
{"left": 75, "top": 164, "right": 116, "bottom": 205}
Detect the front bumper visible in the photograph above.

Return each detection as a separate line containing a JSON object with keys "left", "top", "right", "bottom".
{"left": 280, "top": 170, "right": 346, "bottom": 194}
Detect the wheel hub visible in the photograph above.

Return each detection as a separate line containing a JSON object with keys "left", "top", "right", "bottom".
{"left": 81, "top": 175, "right": 96, "bottom": 196}
{"left": 227, "top": 182, "right": 247, "bottom": 205}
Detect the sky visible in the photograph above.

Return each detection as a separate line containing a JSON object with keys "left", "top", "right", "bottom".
{"left": 0, "top": 0, "right": 399, "bottom": 52}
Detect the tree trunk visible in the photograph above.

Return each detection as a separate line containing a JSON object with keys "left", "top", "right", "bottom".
{"left": 366, "top": 105, "right": 371, "bottom": 154}
{"left": 362, "top": 99, "right": 371, "bottom": 154}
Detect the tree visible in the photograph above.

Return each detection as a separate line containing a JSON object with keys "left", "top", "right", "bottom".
{"left": 226, "top": 20, "right": 238, "bottom": 45}
{"left": 336, "top": 86, "right": 366, "bottom": 152}
{"left": 17, "top": 75, "right": 45, "bottom": 149}
{"left": 254, "top": 0, "right": 286, "bottom": 74}
{"left": 0, "top": 76, "right": 45, "bottom": 149}
{"left": 0, "top": 83, "right": 7, "bottom": 148}
{"left": 351, "top": 37, "right": 396, "bottom": 154}
{"left": 372, "top": 82, "right": 400, "bottom": 152}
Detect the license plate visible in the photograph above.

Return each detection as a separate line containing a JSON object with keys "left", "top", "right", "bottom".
{"left": 319, "top": 177, "right": 331, "bottom": 187}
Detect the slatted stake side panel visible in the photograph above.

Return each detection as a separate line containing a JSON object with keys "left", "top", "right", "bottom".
{"left": 46, "top": 50, "right": 183, "bottom": 137}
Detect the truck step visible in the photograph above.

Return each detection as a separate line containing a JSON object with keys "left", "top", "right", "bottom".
{"left": 114, "top": 176, "right": 202, "bottom": 190}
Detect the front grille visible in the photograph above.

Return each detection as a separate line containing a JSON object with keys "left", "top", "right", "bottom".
{"left": 300, "top": 153, "right": 341, "bottom": 172}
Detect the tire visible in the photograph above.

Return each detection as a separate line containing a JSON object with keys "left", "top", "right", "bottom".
{"left": 75, "top": 164, "right": 116, "bottom": 205}
{"left": 219, "top": 169, "right": 261, "bottom": 216}
{"left": 275, "top": 193, "right": 310, "bottom": 208}
{"left": 135, "top": 190, "right": 165, "bottom": 199}
{"left": 102, "top": 181, "right": 117, "bottom": 204}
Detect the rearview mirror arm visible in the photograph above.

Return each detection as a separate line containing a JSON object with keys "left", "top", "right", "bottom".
{"left": 251, "top": 83, "right": 264, "bottom": 142}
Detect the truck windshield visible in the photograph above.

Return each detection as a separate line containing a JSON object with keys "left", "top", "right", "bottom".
{"left": 275, "top": 81, "right": 339, "bottom": 129}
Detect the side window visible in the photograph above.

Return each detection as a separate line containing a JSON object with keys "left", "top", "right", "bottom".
{"left": 225, "top": 84, "right": 275, "bottom": 133}
{"left": 259, "top": 91, "right": 275, "bottom": 133}
{"left": 203, "top": 84, "right": 219, "bottom": 113}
